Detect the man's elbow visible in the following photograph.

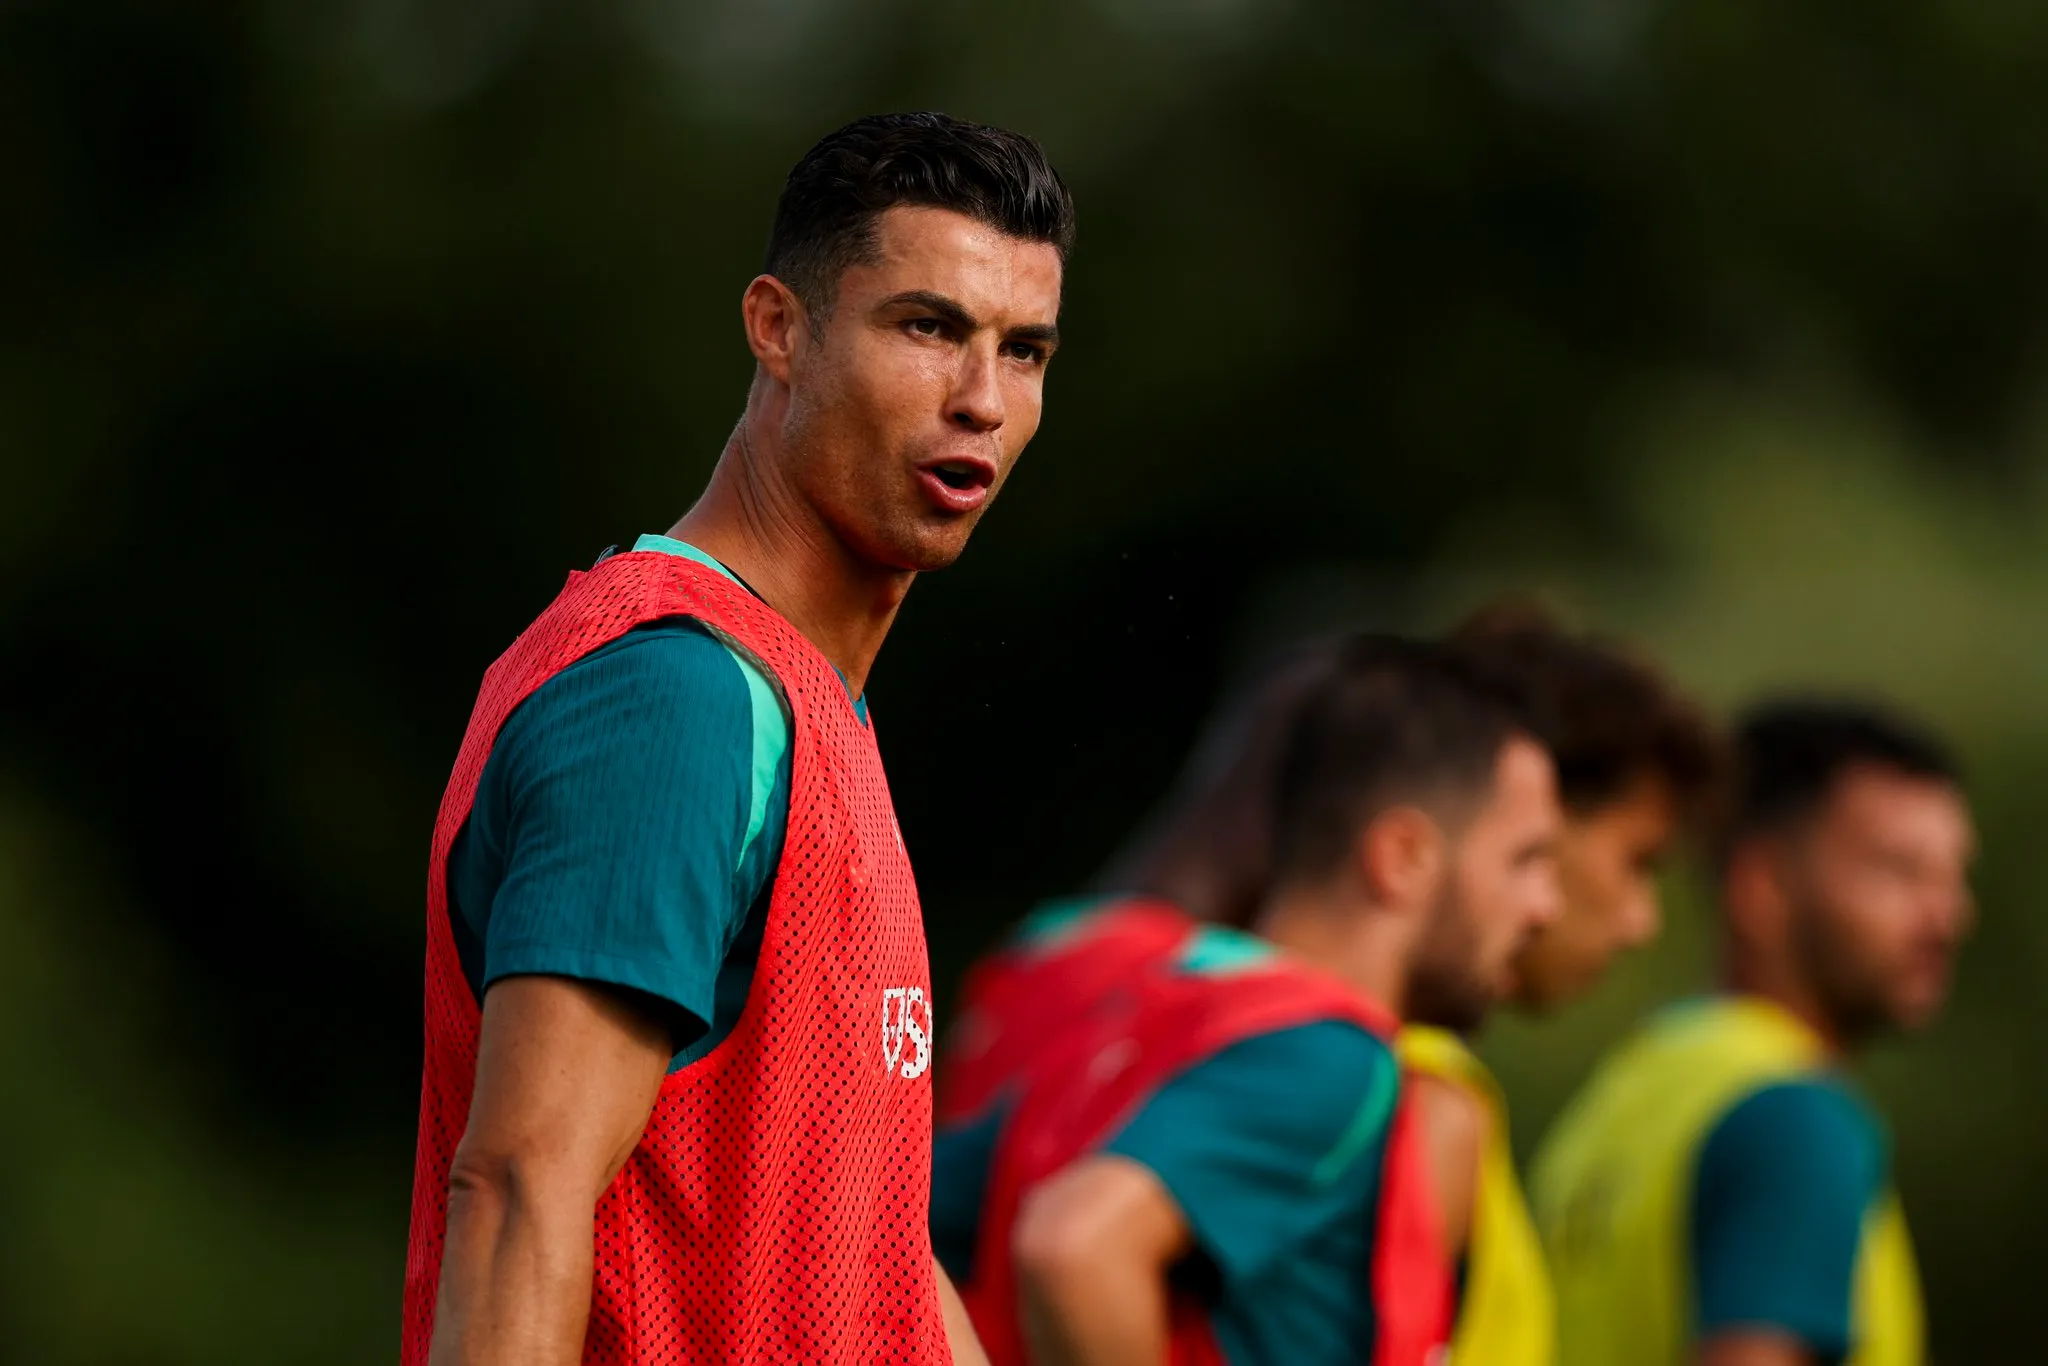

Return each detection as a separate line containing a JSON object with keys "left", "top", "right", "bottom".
{"left": 444, "top": 1136, "right": 595, "bottom": 1233}
{"left": 1012, "top": 1186, "right": 1108, "bottom": 1299}
{"left": 1011, "top": 1160, "right": 1170, "bottom": 1302}
{"left": 443, "top": 1139, "right": 521, "bottom": 1228}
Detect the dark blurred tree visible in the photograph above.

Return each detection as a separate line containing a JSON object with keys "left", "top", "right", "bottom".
{"left": 3, "top": 0, "right": 2046, "bottom": 1358}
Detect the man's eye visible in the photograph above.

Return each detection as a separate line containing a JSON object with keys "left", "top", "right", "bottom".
{"left": 907, "top": 318, "right": 943, "bottom": 337}
{"left": 1004, "top": 342, "right": 1045, "bottom": 364}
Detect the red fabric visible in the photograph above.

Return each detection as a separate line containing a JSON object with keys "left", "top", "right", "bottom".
{"left": 401, "top": 550, "right": 949, "bottom": 1365}
{"left": 935, "top": 897, "right": 1196, "bottom": 1126}
{"left": 1372, "top": 1089, "right": 1455, "bottom": 1366}
{"left": 962, "top": 956, "right": 1450, "bottom": 1366}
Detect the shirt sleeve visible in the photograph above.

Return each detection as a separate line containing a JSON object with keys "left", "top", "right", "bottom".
{"left": 467, "top": 620, "right": 764, "bottom": 1049}
{"left": 930, "top": 1104, "right": 1009, "bottom": 1284}
{"left": 1689, "top": 1078, "right": 1887, "bottom": 1359}
{"left": 1103, "top": 1021, "right": 1399, "bottom": 1287}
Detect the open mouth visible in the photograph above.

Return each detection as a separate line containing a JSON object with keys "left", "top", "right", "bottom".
{"left": 927, "top": 460, "right": 991, "bottom": 491}
{"left": 914, "top": 455, "right": 998, "bottom": 514}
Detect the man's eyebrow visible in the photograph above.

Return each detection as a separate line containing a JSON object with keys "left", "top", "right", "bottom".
{"left": 1006, "top": 322, "right": 1062, "bottom": 349}
{"left": 878, "top": 290, "right": 1060, "bottom": 348}
{"left": 877, "top": 290, "right": 977, "bottom": 330}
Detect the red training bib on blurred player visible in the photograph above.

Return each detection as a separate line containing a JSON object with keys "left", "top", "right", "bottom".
{"left": 962, "top": 955, "right": 1454, "bottom": 1366}
{"left": 937, "top": 896, "right": 1196, "bottom": 1125}
{"left": 401, "top": 550, "right": 949, "bottom": 1365}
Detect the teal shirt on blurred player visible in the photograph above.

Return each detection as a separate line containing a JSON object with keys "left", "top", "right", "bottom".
{"left": 1688, "top": 1071, "right": 1891, "bottom": 1356}
{"left": 932, "top": 913, "right": 1401, "bottom": 1365}
{"left": 1534, "top": 998, "right": 1910, "bottom": 1366}
{"left": 445, "top": 533, "right": 865, "bottom": 1068}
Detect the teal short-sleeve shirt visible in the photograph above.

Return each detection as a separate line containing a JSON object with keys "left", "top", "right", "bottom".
{"left": 929, "top": 920, "right": 1400, "bottom": 1365}
{"left": 1688, "top": 1077, "right": 1888, "bottom": 1360}
{"left": 444, "top": 534, "right": 863, "bottom": 1069}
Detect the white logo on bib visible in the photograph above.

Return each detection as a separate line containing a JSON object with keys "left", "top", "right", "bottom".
{"left": 880, "top": 986, "right": 933, "bottom": 1080}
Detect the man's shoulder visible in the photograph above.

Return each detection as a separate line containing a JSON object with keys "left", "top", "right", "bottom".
{"left": 1399, "top": 1026, "right": 1494, "bottom": 1090}
{"left": 1188, "top": 1020, "right": 1400, "bottom": 1166}
{"left": 565, "top": 617, "right": 752, "bottom": 691}
{"left": 502, "top": 618, "right": 782, "bottom": 755}
{"left": 1704, "top": 1074, "right": 1887, "bottom": 1187}
{"left": 1131, "top": 1018, "right": 1395, "bottom": 1128}
{"left": 1686, "top": 1076, "right": 1890, "bottom": 1351}
{"left": 1236, "top": 1017, "right": 1396, "bottom": 1076}
{"left": 1688, "top": 1075, "right": 1889, "bottom": 1262}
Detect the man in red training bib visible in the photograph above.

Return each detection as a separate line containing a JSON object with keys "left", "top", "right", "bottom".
{"left": 404, "top": 113, "right": 1073, "bottom": 1366}
{"left": 934, "top": 643, "right": 1339, "bottom": 1129}
{"left": 937, "top": 636, "right": 1564, "bottom": 1366}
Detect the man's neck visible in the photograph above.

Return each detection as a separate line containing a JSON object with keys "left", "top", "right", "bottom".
{"left": 1720, "top": 957, "right": 1847, "bottom": 1057}
{"left": 1253, "top": 883, "right": 1413, "bottom": 1019}
{"left": 670, "top": 422, "right": 914, "bottom": 697}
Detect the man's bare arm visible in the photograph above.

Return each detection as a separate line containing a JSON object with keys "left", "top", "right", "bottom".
{"left": 1012, "top": 1155, "right": 1189, "bottom": 1366}
{"left": 936, "top": 1256, "right": 991, "bottom": 1366}
{"left": 428, "top": 976, "right": 674, "bottom": 1366}
{"left": 1697, "top": 1333, "right": 1822, "bottom": 1366}
{"left": 1406, "top": 1071, "right": 1486, "bottom": 1264}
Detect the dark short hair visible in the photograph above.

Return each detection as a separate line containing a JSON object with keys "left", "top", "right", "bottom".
{"left": 1721, "top": 697, "right": 1960, "bottom": 866}
{"left": 1450, "top": 600, "right": 1723, "bottom": 831}
{"left": 1093, "top": 638, "right": 1346, "bottom": 927}
{"left": 1272, "top": 634, "right": 1524, "bottom": 882}
{"left": 765, "top": 112, "right": 1076, "bottom": 319}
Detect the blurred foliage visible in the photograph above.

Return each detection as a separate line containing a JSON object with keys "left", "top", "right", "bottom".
{"left": 3, "top": 0, "right": 2046, "bottom": 1359}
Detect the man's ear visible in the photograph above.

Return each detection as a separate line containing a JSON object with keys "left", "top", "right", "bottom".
{"left": 741, "top": 274, "right": 810, "bottom": 385}
{"left": 1356, "top": 806, "right": 1446, "bottom": 916}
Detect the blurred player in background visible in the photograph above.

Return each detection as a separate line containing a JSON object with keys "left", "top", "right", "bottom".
{"left": 405, "top": 112, "right": 1072, "bottom": 1366}
{"left": 935, "top": 635, "right": 1564, "bottom": 1366}
{"left": 933, "top": 640, "right": 1342, "bottom": 1128}
{"left": 936, "top": 606, "right": 1721, "bottom": 1366}
{"left": 1401, "top": 605, "right": 1723, "bottom": 1366}
{"left": 1533, "top": 700, "right": 1973, "bottom": 1366}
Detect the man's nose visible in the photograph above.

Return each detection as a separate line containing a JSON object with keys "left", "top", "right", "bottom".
{"left": 1532, "top": 865, "right": 1566, "bottom": 927}
{"left": 948, "top": 342, "right": 1005, "bottom": 434}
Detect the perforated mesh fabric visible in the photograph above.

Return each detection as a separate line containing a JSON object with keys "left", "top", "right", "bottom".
{"left": 402, "top": 551, "right": 949, "bottom": 1364}
{"left": 963, "top": 959, "right": 1449, "bottom": 1366}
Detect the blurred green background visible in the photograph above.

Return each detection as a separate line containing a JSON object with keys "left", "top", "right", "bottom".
{"left": 4, "top": 0, "right": 2046, "bottom": 1360}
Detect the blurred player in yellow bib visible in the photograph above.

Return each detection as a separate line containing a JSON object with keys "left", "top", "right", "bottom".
{"left": 1402, "top": 606, "right": 1722, "bottom": 1366}
{"left": 1532, "top": 700, "right": 1974, "bottom": 1366}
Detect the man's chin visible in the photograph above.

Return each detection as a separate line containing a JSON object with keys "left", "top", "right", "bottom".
{"left": 857, "top": 509, "right": 980, "bottom": 574}
{"left": 827, "top": 500, "right": 982, "bottom": 575}
{"left": 1889, "top": 985, "right": 1949, "bottom": 1034}
{"left": 1407, "top": 992, "right": 1494, "bottom": 1035}
{"left": 903, "top": 545, "right": 969, "bottom": 573}
{"left": 1513, "top": 945, "right": 1623, "bottom": 1013}
{"left": 1503, "top": 958, "right": 1558, "bottom": 1013}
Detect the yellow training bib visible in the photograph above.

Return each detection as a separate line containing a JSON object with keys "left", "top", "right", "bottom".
{"left": 1398, "top": 1026, "right": 1554, "bottom": 1366}
{"left": 1528, "top": 998, "right": 1923, "bottom": 1366}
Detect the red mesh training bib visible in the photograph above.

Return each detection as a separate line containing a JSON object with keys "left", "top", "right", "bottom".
{"left": 401, "top": 550, "right": 950, "bottom": 1364}
{"left": 964, "top": 958, "right": 1451, "bottom": 1366}
{"left": 935, "top": 897, "right": 1195, "bottom": 1126}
